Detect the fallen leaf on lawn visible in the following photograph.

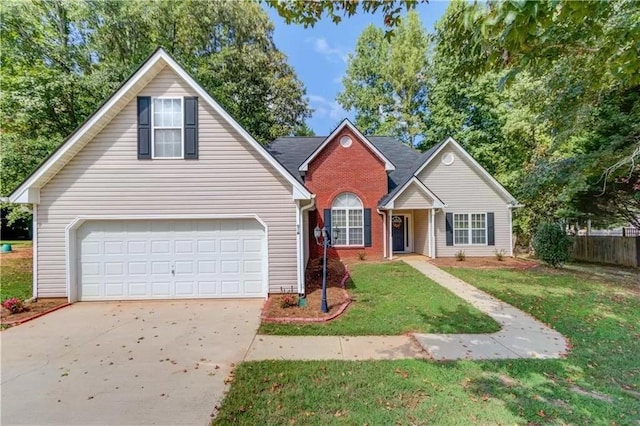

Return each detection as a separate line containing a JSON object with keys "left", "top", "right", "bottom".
{"left": 537, "top": 410, "right": 546, "bottom": 417}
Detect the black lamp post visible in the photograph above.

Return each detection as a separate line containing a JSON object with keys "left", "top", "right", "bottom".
{"left": 314, "top": 225, "right": 337, "bottom": 313}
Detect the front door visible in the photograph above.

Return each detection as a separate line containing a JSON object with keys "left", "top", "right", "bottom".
{"left": 392, "top": 215, "right": 405, "bottom": 252}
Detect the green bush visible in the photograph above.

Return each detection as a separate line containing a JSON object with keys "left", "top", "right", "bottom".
{"left": 532, "top": 222, "right": 571, "bottom": 267}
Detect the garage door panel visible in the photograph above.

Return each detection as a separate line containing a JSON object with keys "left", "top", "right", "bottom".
{"left": 221, "top": 280, "right": 240, "bottom": 295}
{"left": 198, "top": 281, "right": 218, "bottom": 295}
{"left": 128, "top": 282, "right": 148, "bottom": 296}
{"left": 220, "top": 239, "right": 239, "bottom": 253}
{"left": 127, "top": 240, "right": 147, "bottom": 254}
{"left": 78, "top": 219, "right": 265, "bottom": 300}
{"left": 151, "top": 240, "right": 170, "bottom": 254}
{"left": 197, "top": 239, "right": 216, "bottom": 253}
{"left": 244, "top": 280, "right": 263, "bottom": 294}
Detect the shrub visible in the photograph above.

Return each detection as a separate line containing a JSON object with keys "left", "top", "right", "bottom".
{"left": 455, "top": 250, "right": 466, "bottom": 261}
{"left": 532, "top": 222, "right": 571, "bottom": 267}
{"left": 279, "top": 294, "right": 297, "bottom": 309}
{"left": 2, "top": 297, "right": 25, "bottom": 314}
{"left": 358, "top": 251, "right": 366, "bottom": 261}
{"left": 494, "top": 249, "right": 506, "bottom": 261}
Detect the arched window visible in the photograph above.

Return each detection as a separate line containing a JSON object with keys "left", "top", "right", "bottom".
{"left": 331, "top": 193, "right": 363, "bottom": 246}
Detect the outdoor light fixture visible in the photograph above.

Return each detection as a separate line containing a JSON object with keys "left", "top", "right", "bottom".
{"left": 313, "top": 225, "right": 331, "bottom": 313}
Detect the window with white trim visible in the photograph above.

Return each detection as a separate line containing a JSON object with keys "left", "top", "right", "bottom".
{"left": 454, "top": 213, "right": 487, "bottom": 245}
{"left": 152, "top": 98, "right": 183, "bottom": 158}
{"left": 332, "top": 192, "right": 363, "bottom": 246}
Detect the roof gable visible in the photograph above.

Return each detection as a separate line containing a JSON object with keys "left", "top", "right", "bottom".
{"left": 414, "top": 137, "right": 518, "bottom": 204}
{"left": 298, "top": 119, "right": 395, "bottom": 172}
{"left": 9, "top": 48, "right": 312, "bottom": 203}
{"left": 380, "top": 177, "right": 445, "bottom": 209}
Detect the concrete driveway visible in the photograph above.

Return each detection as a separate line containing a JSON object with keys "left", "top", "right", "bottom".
{"left": 1, "top": 300, "right": 262, "bottom": 426}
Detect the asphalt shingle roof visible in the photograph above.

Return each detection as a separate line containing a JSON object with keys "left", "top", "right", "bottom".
{"left": 266, "top": 135, "right": 446, "bottom": 206}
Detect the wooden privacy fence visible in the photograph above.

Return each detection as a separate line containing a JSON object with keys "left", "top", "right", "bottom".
{"left": 570, "top": 236, "right": 640, "bottom": 267}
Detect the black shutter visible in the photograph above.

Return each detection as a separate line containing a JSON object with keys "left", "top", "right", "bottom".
{"left": 184, "top": 97, "right": 198, "bottom": 159}
{"left": 323, "top": 209, "right": 332, "bottom": 244}
{"left": 364, "top": 208, "right": 372, "bottom": 247}
{"left": 446, "top": 212, "right": 453, "bottom": 246}
{"left": 137, "top": 97, "right": 151, "bottom": 159}
{"left": 487, "top": 212, "right": 495, "bottom": 246}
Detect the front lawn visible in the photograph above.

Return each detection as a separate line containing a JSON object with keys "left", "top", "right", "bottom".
{"left": 259, "top": 261, "right": 500, "bottom": 335}
{"left": 216, "top": 267, "right": 640, "bottom": 425}
{"left": 0, "top": 242, "right": 33, "bottom": 302}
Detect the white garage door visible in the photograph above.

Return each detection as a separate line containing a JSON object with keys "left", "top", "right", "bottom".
{"left": 77, "top": 219, "right": 266, "bottom": 301}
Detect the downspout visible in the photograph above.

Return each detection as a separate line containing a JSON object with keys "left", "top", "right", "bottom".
{"left": 32, "top": 204, "right": 38, "bottom": 301}
{"left": 297, "top": 197, "right": 316, "bottom": 295}
{"left": 509, "top": 207, "right": 514, "bottom": 257}
{"left": 377, "top": 208, "right": 387, "bottom": 258}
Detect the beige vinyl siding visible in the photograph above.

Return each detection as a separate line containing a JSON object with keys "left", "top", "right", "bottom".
{"left": 37, "top": 65, "right": 298, "bottom": 297}
{"left": 413, "top": 210, "right": 429, "bottom": 256}
{"left": 418, "top": 148, "right": 511, "bottom": 257}
{"left": 393, "top": 183, "right": 435, "bottom": 209}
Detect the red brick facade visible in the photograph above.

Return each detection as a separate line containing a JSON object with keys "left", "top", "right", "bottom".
{"left": 305, "top": 127, "right": 388, "bottom": 260}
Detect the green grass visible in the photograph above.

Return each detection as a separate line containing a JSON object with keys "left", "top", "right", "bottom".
{"left": 216, "top": 267, "right": 640, "bottom": 425}
{"left": 259, "top": 262, "right": 500, "bottom": 335}
{"left": 0, "top": 243, "right": 32, "bottom": 302}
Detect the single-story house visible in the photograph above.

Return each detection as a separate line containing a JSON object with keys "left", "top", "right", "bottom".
{"left": 9, "top": 48, "right": 520, "bottom": 302}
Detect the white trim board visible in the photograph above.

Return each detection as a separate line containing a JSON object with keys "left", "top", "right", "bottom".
{"left": 65, "top": 214, "right": 270, "bottom": 302}
{"left": 298, "top": 119, "right": 395, "bottom": 172}
{"left": 9, "top": 48, "right": 312, "bottom": 204}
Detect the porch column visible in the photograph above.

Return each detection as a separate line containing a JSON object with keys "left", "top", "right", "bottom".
{"left": 430, "top": 208, "right": 436, "bottom": 258}
{"left": 428, "top": 209, "right": 432, "bottom": 258}
{"left": 388, "top": 209, "right": 393, "bottom": 260}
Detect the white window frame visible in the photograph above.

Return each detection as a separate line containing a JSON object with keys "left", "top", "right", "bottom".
{"left": 453, "top": 213, "right": 487, "bottom": 246}
{"left": 331, "top": 193, "right": 364, "bottom": 247}
{"left": 151, "top": 96, "right": 184, "bottom": 159}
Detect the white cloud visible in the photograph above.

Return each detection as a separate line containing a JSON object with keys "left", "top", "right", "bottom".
{"left": 308, "top": 95, "right": 347, "bottom": 121}
{"left": 310, "top": 37, "right": 348, "bottom": 64}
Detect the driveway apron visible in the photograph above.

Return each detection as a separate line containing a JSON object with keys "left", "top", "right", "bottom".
{"left": 1, "top": 300, "right": 261, "bottom": 426}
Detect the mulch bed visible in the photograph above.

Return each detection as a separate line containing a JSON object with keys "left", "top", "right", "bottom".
{"left": 429, "top": 256, "right": 538, "bottom": 270}
{"left": 1, "top": 298, "right": 69, "bottom": 327}
{"left": 262, "top": 258, "right": 350, "bottom": 322}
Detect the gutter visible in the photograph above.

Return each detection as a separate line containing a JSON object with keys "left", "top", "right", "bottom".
{"left": 297, "top": 196, "right": 316, "bottom": 295}
{"left": 377, "top": 208, "right": 387, "bottom": 258}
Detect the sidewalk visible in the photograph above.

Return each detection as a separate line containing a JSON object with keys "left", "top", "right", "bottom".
{"left": 245, "top": 258, "right": 569, "bottom": 362}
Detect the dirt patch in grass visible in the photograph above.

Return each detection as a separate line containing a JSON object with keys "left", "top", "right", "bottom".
{"left": 1, "top": 298, "right": 68, "bottom": 327}
{"left": 263, "top": 258, "right": 350, "bottom": 320}
{"left": 0, "top": 246, "right": 33, "bottom": 260}
{"left": 430, "top": 256, "right": 537, "bottom": 270}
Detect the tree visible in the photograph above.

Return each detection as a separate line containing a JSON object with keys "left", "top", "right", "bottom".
{"left": 337, "top": 11, "right": 429, "bottom": 145}
{"left": 440, "top": 0, "right": 640, "bottom": 180}
{"left": 266, "top": 0, "right": 424, "bottom": 32}
{"left": 431, "top": 0, "right": 640, "bottom": 237}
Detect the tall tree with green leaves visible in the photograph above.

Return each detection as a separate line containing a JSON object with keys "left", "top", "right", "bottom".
{"left": 337, "top": 11, "right": 429, "bottom": 145}
{"left": 432, "top": 0, "right": 640, "bottom": 235}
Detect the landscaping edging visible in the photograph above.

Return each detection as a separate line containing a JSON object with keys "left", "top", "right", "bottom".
{"left": 2, "top": 302, "right": 71, "bottom": 327}
{"left": 261, "top": 266, "right": 351, "bottom": 323}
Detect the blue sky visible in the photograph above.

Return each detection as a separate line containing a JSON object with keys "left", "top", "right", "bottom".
{"left": 264, "top": 1, "right": 450, "bottom": 136}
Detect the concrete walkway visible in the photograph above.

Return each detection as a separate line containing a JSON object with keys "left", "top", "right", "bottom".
{"left": 246, "top": 258, "right": 569, "bottom": 361}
